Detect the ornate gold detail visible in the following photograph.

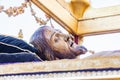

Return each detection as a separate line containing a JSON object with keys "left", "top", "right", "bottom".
{"left": 67, "top": 0, "right": 90, "bottom": 19}
{"left": 18, "top": 29, "right": 23, "bottom": 39}
{"left": 0, "top": 0, "right": 50, "bottom": 25}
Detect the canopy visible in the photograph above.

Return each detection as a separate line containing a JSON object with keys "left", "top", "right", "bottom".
{"left": 31, "top": 0, "right": 120, "bottom": 36}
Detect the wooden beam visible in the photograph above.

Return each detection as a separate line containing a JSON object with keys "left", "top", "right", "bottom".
{"left": 31, "top": 0, "right": 120, "bottom": 36}
{"left": 77, "top": 5, "right": 120, "bottom": 36}
{"left": 31, "top": 0, "right": 78, "bottom": 34}
{"left": 83, "top": 5, "right": 120, "bottom": 19}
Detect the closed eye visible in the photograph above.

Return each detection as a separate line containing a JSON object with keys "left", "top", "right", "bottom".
{"left": 54, "top": 38, "right": 59, "bottom": 42}
{"left": 54, "top": 33, "right": 60, "bottom": 42}
{"left": 64, "top": 36, "right": 69, "bottom": 42}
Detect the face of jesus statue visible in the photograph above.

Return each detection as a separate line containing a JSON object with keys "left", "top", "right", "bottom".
{"left": 30, "top": 26, "right": 87, "bottom": 60}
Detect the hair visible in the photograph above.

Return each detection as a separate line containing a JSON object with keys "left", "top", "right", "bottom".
{"left": 30, "top": 26, "right": 78, "bottom": 61}
{"left": 30, "top": 26, "right": 57, "bottom": 60}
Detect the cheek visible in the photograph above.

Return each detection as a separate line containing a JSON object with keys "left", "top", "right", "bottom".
{"left": 52, "top": 41, "right": 69, "bottom": 52}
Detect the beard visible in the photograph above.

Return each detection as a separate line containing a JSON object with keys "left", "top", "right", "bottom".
{"left": 53, "top": 48, "right": 78, "bottom": 59}
{"left": 53, "top": 45, "right": 87, "bottom": 59}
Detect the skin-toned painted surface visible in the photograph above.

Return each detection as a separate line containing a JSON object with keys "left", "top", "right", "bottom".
{"left": 30, "top": 26, "right": 87, "bottom": 60}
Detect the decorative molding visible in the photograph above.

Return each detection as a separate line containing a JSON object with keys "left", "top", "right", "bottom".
{"left": 1, "top": 70, "right": 120, "bottom": 80}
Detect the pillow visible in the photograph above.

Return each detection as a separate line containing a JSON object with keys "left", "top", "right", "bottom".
{"left": 0, "top": 35, "right": 39, "bottom": 53}
{"left": 0, "top": 52, "right": 41, "bottom": 64}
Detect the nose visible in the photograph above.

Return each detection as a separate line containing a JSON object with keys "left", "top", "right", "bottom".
{"left": 64, "top": 34, "right": 74, "bottom": 42}
{"left": 64, "top": 35, "right": 70, "bottom": 42}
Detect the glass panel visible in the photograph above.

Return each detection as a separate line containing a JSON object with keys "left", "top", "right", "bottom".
{"left": 90, "top": 0, "right": 120, "bottom": 8}
{"left": 83, "top": 33, "right": 120, "bottom": 53}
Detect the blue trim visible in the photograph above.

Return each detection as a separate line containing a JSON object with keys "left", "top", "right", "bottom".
{"left": 0, "top": 67, "right": 120, "bottom": 76}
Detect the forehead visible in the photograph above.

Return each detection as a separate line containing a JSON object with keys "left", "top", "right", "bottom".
{"left": 43, "top": 27, "right": 62, "bottom": 40}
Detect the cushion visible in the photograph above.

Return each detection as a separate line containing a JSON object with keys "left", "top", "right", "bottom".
{"left": 0, "top": 52, "right": 41, "bottom": 64}
{"left": 0, "top": 35, "right": 39, "bottom": 53}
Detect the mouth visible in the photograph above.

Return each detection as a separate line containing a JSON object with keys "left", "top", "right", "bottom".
{"left": 70, "top": 41, "right": 74, "bottom": 47}
{"left": 65, "top": 35, "right": 86, "bottom": 55}
{"left": 67, "top": 40, "right": 77, "bottom": 51}
{"left": 67, "top": 40, "right": 77, "bottom": 49}
{"left": 67, "top": 41, "right": 87, "bottom": 56}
